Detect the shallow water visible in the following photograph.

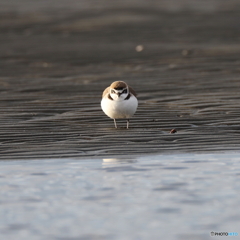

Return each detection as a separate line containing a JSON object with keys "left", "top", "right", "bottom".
{"left": 0, "top": 152, "right": 240, "bottom": 240}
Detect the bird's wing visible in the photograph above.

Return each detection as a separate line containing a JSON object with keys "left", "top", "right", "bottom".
{"left": 129, "top": 86, "right": 137, "bottom": 97}
{"left": 102, "top": 86, "right": 110, "bottom": 98}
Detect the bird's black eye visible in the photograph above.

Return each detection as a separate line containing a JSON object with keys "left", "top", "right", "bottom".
{"left": 111, "top": 89, "right": 115, "bottom": 94}
{"left": 122, "top": 89, "right": 127, "bottom": 94}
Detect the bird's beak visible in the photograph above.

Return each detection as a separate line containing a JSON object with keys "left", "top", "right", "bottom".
{"left": 117, "top": 92, "right": 121, "bottom": 97}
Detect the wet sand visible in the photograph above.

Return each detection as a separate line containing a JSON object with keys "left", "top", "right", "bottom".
{"left": 1, "top": 3, "right": 240, "bottom": 159}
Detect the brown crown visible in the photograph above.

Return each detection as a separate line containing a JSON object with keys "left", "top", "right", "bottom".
{"left": 110, "top": 81, "right": 127, "bottom": 89}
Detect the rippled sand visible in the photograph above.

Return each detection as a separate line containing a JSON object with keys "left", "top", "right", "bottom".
{"left": 1, "top": 4, "right": 240, "bottom": 159}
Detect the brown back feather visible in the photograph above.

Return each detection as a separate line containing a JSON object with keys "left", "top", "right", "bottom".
{"left": 129, "top": 86, "right": 137, "bottom": 97}
{"left": 102, "top": 86, "right": 110, "bottom": 98}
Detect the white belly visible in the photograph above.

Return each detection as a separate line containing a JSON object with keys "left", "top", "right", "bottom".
{"left": 101, "top": 96, "right": 138, "bottom": 119}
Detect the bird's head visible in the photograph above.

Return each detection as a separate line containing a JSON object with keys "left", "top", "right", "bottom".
{"left": 109, "top": 81, "right": 129, "bottom": 101}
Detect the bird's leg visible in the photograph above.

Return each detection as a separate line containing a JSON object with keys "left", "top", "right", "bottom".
{"left": 114, "top": 119, "right": 117, "bottom": 128}
{"left": 126, "top": 119, "right": 130, "bottom": 129}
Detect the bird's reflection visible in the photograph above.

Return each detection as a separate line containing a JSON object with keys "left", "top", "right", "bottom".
{"left": 102, "top": 158, "right": 137, "bottom": 168}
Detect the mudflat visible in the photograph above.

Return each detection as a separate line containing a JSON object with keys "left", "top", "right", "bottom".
{"left": 1, "top": 2, "right": 240, "bottom": 159}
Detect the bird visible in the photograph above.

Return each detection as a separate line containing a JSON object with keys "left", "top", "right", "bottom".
{"left": 101, "top": 81, "right": 138, "bottom": 129}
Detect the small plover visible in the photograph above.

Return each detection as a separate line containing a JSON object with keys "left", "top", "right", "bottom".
{"left": 101, "top": 81, "right": 138, "bottom": 128}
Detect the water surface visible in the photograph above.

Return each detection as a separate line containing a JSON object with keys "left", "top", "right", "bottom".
{"left": 0, "top": 152, "right": 239, "bottom": 240}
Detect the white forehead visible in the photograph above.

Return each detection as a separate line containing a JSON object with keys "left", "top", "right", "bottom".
{"left": 111, "top": 88, "right": 127, "bottom": 91}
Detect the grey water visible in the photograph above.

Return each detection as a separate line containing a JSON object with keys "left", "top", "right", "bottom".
{"left": 1, "top": 152, "right": 240, "bottom": 240}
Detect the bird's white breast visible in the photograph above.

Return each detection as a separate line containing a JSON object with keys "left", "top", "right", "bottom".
{"left": 101, "top": 95, "right": 138, "bottom": 119}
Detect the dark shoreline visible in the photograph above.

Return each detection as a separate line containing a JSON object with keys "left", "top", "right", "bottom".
{"left": 1, "top": 4, "right": 240, "bottom": 159}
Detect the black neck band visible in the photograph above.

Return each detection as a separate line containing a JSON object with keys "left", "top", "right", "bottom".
{"left": 108, "top": 94, "right": 113, "bottom": 100}
{"left": 124, "top": 93, "right": 131, "bottom": 100}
